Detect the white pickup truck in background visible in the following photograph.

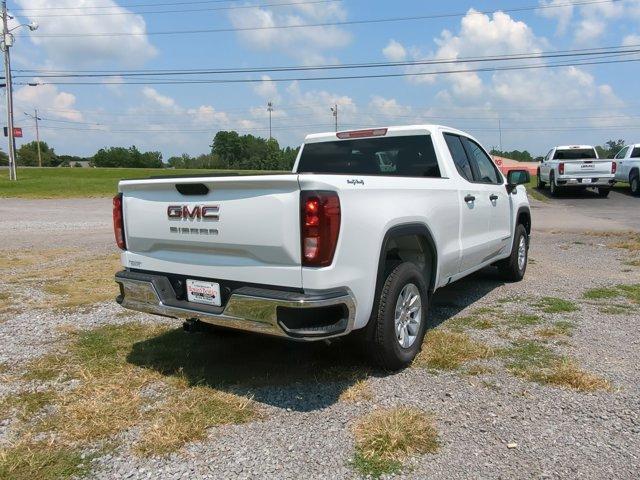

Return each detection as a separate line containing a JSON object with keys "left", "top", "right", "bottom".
{"left": 537, "top": 145, "right": 616, "bottom": 197}
{"left": 113, "top": 125, "right": 531, "bottom": 369}
{"left": 613, "top": 144, "right": 640, "bottom": 196}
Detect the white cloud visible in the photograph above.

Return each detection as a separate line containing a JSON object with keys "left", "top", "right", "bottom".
{"left": 539, "top": 0, "right": 629, "bottom": 43}
{"left": 227, "top": 2, "right": 351, "bottom": 64}
{"left": 253, "top": 75, "right": 281, "bottom": 103}
{"left": 15, "top": 0, "right": 156, "bottom": 66}
{"left": 14, "top": 81, "right": 82, "bottom": 121}
{"left": 368, "top": 96, "right": 411, "bottom": 117}
{"left": 142, "top": 87, "right": 179, "bottom": 110}
{"left": 539, "top": 0, "right": 575, "bottom": 34}
{"left": 622, "top": 33, "right": 640, "bottom": 45}
{"left": 382, "top": 40, "right": 407, "bottom": 61}
{"left": 186, "top": 105, "right": 230, "bottom": 126}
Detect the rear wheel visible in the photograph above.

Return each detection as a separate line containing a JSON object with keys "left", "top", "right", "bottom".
{"left": 549, "top": 172, "right": 561, "bottom": 197}
{"left": 497, "top": 224, "right": 529, "bottom": 282}
{"left": 364, "top": 262, "right": 428, "bottom": 370}
{"left": 597, "top": 187, "right": 610, "bottom": 198}
{"left": 536, "top": 170, "right": 546, "bottom": 189}
{"left": 631, "top": 172, "right": 640, "bottom": 196}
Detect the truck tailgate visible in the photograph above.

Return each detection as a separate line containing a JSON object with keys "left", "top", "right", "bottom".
{"left": 563, "top": 160, "right": 613, "bottom": 177}
{"left": 119, "top": 174, "right": 303, "bottom": 288}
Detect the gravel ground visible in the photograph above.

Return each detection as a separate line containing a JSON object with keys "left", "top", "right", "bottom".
{"left": 1, "top": 198, "right": 639, "bottom": 479}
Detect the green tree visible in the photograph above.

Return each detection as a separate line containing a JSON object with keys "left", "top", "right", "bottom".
{"left": 596, "top": 139, "right": 625, "bottom": 159}
{"left": 211, "top": 131, "right": 241, "bottom": 168}
{"left": 16, "top": 141, "right": 58, "bottom": 167}
{"left": 0, "top": 148, "right": 8, "bottom": 166}
{"left": 490, "top": 149, "right": 535, "bottom": 162}
{"left": 92, "top": 146, "right": 163, "bottom": 168}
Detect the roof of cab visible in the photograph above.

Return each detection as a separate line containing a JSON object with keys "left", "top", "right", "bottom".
{"left": 303, "top": 125, "right": 467, "bottom": 143}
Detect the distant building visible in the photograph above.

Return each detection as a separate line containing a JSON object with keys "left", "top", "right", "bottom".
{"left": 492, "top": 156, "right": 539, "bottom": 175}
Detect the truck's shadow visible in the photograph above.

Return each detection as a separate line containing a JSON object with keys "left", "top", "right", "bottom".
{"left": 533, "top": 186, "right": 611, "bottom": 200}
{"left": 126, "top": 268, "right": 503, "bottom": 411}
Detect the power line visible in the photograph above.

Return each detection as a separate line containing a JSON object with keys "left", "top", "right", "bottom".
{"left": 13, "top": 44, "right": 640, "bottom": 78}
{"left": 22, "top": 0, "right": 340, "bottom": 18}
{"left": 24, "top": 0, "right": 622, "bottom": 38}
{"left": 22, "top": 56, "right": 640, "bottom": 86}
{"left": 12, "top": 0, "right": 247, "bottom": 11}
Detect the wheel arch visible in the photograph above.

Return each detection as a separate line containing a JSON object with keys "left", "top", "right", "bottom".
{"left": 516, "top": 206, "right": 531, "bottom": 235}
{"left": 374, "top": 223, "right": 439, "bottom": 298}
{"left": 630, "top": 166, "right": 639, "bottom": 182}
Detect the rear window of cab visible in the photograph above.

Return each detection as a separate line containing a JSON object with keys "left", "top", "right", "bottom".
{"left": 553, "top": 148, "right": 597, "bottom": 160}
{"left": 297, "top": 135, "right": 442, "bottom": 178}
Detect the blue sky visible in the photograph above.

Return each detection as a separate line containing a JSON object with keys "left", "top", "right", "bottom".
{"left": 6, "top": 0, "right": 640, "bottom": 158}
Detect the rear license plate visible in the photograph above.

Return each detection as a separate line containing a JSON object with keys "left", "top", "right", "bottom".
{"left": 582, "top": 178, "right": 592, "bottom": 184}
{"left": 186, "top": 279, "right": 221, "bottom": 306}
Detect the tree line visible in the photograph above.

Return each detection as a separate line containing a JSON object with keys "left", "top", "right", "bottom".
{"left": 0, "top": 131, "right": 299, "bottom": 170}
{"left": 0, "top": 135, "right": 628, "bottom": 169}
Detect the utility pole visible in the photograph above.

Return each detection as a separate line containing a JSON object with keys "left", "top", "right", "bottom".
{"left": 267, "top": 101, "right": 273, "bottom": 140}
{"left": 331, "top": 104, "right": 338, "bottom": 132}
{"left": 2, "top": 0, "right": 16, "bottom": 180}
{"left": 25, "top": 108, "right": 42, "bottom": 167}
{"left": 1, "top": 3, "right": 37, "bottom": 180}
{"left": 498, "top": 118, "right": 503, "bottom": 151}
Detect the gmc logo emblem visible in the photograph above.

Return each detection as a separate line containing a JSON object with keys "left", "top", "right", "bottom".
{"left": 167, "top": 205, "right": 219, "bottom": 220}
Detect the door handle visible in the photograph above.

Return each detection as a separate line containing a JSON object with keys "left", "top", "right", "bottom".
{"left": 490, "top": 194, "right": 499, "bottom": 201}
{"left": 464, "top": 195, "right": 476, "bottom": 203}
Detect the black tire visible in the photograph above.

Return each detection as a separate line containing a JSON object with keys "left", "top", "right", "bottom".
{"left": 497, "top": 224, "right": 529, "bottom": 282}
{"left": 631, "top": 171, "right": 640, "bottom": 197}
{"left": 364, "top": 262, "right": 429, "bottom": 370}
{"left": 597, "top": 187, "right": 610, "bottom": 198}
{"left": 536, "top": 170, "right": 546, "bottom": 189}
{"left": 549, "top": 171, "right": 561, "bottom": 197}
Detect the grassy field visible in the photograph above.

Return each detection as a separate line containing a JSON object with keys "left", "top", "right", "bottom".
{"left": 0, "top": 167, "right": 280, "bottom": 198}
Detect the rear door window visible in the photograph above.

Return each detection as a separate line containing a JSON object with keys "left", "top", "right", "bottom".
{"left": 297, "top": 135, "right": 441, "bottom": 177}
{"left": 632, "top": 147, "right": 640, "bottom": 158}
{"left": 444, "top": 133, "right": 473, "bottom": 182}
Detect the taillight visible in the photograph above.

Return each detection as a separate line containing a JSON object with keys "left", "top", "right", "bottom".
{"left": 558, "top": 163, "right": 565, "bottom": 175}
{"left": 301, "top": 191, "right": 340, "bottom": 267}
{"left": 612, "top": 162, "right": 617, "bottom": 174}
{"left": 113, "top": 193, "right": 126, "bottom": 250}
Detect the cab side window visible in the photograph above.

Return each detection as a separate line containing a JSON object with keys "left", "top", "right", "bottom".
{"left": 461, "top": 137, "right": 502, "bottom": 185}
{"left": 444, "top": 133, "right": 473, "bottom": 182}
{"left": 632, "top": 147, "right": 640, "bottom": 158}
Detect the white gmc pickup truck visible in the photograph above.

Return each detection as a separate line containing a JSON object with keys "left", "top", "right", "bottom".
{"left": 613, "top": 143, "right": 640, "bottom": 196}
{"left": 537, "top": 145, "right": 616, "bottom": 197}
{"left": 114, "top": 126, "right": 531, "bottom": 369}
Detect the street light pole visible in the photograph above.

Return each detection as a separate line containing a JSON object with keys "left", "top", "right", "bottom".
{"left": 2, "top": 0, "right": 17, "bottom": 180}
{"left": 331, "top": 104, "right": 338, "bottom": 132}
{"left": 267, "top": 101, "right": 273, "bottom": 140}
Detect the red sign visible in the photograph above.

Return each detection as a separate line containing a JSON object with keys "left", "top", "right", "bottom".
{"left": 3, "top": 127, "right": 23, "bottom": 137}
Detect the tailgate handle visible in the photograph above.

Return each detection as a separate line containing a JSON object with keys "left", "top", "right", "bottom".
{"left": 175, "top": 183, "right": 209, "bottom": 195}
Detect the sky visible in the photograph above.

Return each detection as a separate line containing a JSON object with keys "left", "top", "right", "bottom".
{"left": 4, "top": 0, "right": 640, "bottom": 159}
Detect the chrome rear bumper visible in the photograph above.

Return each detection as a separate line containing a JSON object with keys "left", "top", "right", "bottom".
{"left": 115, "top": 270, "right": 356, "bottom": 341}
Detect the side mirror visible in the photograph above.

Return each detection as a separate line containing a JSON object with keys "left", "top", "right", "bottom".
{"left": 506, "top": 169, "right": 530, "bottom": 193}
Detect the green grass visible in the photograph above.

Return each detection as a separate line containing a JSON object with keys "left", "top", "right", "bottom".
{"left": 534, "top": 297, "right": 579, "bottom": 314}
{"left": 507, "top": 313, "right": 543, "bottom": 329}
{"left": 0, "top": 444, "right": 90, "bottom": 480}
{"left": 0, "top": 167, "right": 283, "bottom": 198}
{"left": 584, "top": 284, "right": 640, "bottom": 304}
{"left": 351, "top": 451, "right": 403, "bottom": 478}
{"left": 498, "top": 340, "right": 610, "bottom": 391}
{"left": 524, "top": 175, "right": 548, "bottom": 202}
